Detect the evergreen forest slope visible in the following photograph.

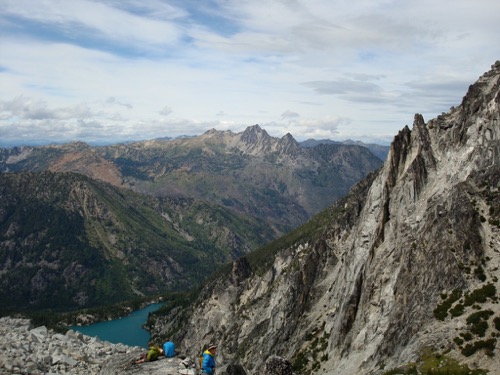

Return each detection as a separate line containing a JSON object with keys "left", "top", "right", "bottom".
{"left": 0, "top": 171, "right": 275, "bottom": 311}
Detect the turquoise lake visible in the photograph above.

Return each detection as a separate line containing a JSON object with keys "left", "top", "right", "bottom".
{"left": 70, "top": 303, "right": 163, "bottom": 348}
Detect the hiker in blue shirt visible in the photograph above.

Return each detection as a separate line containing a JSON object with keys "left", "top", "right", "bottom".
{"left": 163, "top": 339, "right": 176, "bottom": 357}
{"left": 202, "top": 344, "right": 217, "bottom": 374}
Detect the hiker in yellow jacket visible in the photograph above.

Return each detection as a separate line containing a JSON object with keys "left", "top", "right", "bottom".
{"left": 202, "top": 344, "right": 217, "bottom": 374}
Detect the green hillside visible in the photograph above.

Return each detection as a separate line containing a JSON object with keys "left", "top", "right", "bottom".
{"left": 0, "top": 171, "right": 275, "bottom": 311}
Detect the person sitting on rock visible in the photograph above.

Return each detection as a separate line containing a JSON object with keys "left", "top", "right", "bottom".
{"left": 202, "top": 344, "right": 217, "bottom": 374}
{"left": 135, "top": 341, "right": 163, "bottom": 364}
{"left": 163, "top": 338, "right": 177, "bottom": 357}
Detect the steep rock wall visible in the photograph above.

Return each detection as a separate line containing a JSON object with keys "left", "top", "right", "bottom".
{"left": 151, "top": 62, "right": 500, "bottom": 375}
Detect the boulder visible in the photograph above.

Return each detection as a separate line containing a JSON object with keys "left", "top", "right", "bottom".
{"left": 264, "top": 356, "right": 293, "bottom": 375}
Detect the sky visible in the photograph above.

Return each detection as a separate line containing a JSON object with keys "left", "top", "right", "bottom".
{"left": 0, "top": 0, "right": 499, "bottom": 147}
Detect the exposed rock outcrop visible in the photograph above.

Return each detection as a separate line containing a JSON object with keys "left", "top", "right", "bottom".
{"left": 0, "top": 317, "right": 138, "bottom": 374}
{"left": 0, "top": 316, "right": 198, "bottom": 375}
{"left": 150, "top": 62, "right": 500, "bottom": 374}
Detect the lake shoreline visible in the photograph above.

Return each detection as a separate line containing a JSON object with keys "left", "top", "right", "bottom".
{"left": 69, "top": 298, "right": 164, "bottom": 327}
{"left": 69, "top": 303, "right": 164, "bottom": 347}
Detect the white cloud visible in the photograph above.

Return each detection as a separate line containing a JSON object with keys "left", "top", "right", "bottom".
{"left": 159, "top": 106, "right": 173, "bottom": 116}
{"left": 0, "top": 96, "right": 94, "bottom": 120}
{"left": 262, "top": 115, "right": 348, "bottom": 141}
{"left": 281, "top": 110, "right": 300, "bottom": 120}
{"left": 0, "top": 0, "right": 499, "bottom": 147}
{"left": 302, "top": 79, "right": 382, "bottom": 96}
{"left": 0, "top": 0, "right": 182, "bottom": 51}
{"left": 104, "top": 97, "right": 132, "bottom": 109}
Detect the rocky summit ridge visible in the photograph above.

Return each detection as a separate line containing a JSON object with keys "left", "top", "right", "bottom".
{"left": 182, "top": 125, "right": 299, "bottom": 157}
{"left": 148, "top": 62, "right": 500, "bottom": 375}
{"left": 0, "top": 316, "right": 144, "bottom": 374}
{"left": 0, "top": 316, "right": 295, "bottom": 375}
{"left": 0, "top": 123, "right": 383, "bottom": 235}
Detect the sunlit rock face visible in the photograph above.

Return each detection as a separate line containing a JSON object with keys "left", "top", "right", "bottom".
{"left": 150, "top": 62, "right": 500, "bottom": 375}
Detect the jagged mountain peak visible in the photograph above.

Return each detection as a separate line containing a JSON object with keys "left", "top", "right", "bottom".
{"left": 277, "top": 132, "right": 300, "bottom": 154}
{"left": 430, "top": 60, "right": 499, "bottom": 144}
{"left": 384, "top": 60, "right": 499, "bottom": 196}
{"left": 240, "top": 124, "right": 268, "bottom": 138}
{"left": 202, "top": 128, "right": 235, "bottom": 137}
{"left": 279, "top": 132, "right": 297, "bottom": 144}
{"left": 204, "top": 128, "right": 218, "bottom": 135}
{"left": 237, "top": 124, "right": 274, "bottom": 154}
{"left": 197, "top": 125, "right": 277, "bottom": 155}
{"left": 232, "top": 125, "right": 306, "bottom": 158}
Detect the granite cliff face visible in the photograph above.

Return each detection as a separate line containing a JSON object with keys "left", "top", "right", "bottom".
{"left": 150, "top": 62, "right": 500, "bottom": 374}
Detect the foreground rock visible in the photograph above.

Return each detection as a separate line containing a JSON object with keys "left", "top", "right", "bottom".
{"left": 0, "top": 317, "right": 196, "bottom": 375}
{"left": 99, "top": 354, "right": 197, "bottom": 375}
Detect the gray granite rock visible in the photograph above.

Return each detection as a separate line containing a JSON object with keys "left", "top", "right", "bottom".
{"left": 0, "top": 316, "right": 196, "bottom": 375}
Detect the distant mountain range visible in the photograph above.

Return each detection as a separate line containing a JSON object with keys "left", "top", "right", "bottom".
{"left": 0, "top": 126, "right": 383, "bottom": 311}
{"left": 1, "top": 126, "right": 383, "bottom": 236}
{"left": 299, "top": 139, "right": 389, "bottom": 161}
